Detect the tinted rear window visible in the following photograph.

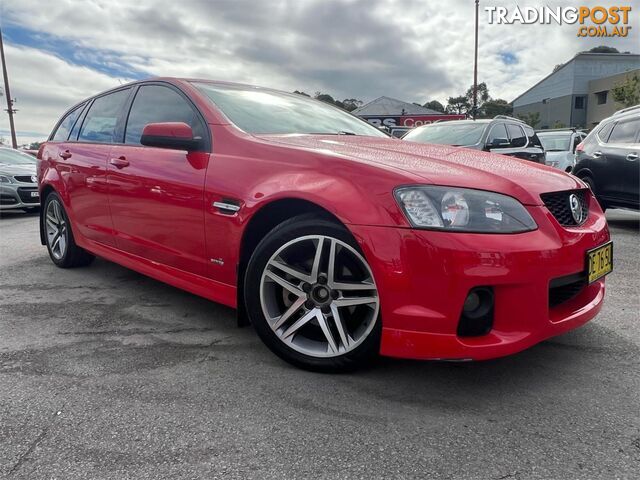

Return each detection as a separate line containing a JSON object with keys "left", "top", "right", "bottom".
{"left": 52, "top": 104, "right": 85, "bottom": 142}
{"left": 608, "top": 119, "right": 639, "bottom": 144}
{"left": 78, "top": 89, "right": 131, "bottom": 144}
{"left": 523, "top": 125, "right": 542, "bottom": 148}
{"left": 506, "top": 124, "right": 527, "bottom": 148}
{"left": 596, "top": 122, "right": 615, "bottom": 142}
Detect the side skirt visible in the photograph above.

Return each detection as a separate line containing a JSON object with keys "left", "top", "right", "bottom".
{"left": 80, "top": 238, "right": 238, "bottom": 309}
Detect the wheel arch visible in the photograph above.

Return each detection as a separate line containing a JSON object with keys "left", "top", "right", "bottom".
{"left": 573, "top": 166, "right": 595, "bottom": 182}
{"left": 236, "top": 197, "right": 351, "bottom": 325}
{"left": 38, "top": 184, "right": 58, "bottom": 245}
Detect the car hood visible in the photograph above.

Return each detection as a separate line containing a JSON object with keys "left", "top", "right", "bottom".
{"left": 0, "top": 163, "right": 36, "bottom": 176}
{"left": 258, "top": 135, "right": 583, "bottom": 206}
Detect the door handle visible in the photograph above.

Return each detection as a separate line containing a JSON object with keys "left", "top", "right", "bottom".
{"left": 59, "top": 150, "right": 72, "bottom": 160}
{"left": 592, "top": 151, "right": 603, "bottom": 158}
{"left": 109, "top": 156, "right": 129, "bottom": 169}
{"left": 627, "top": 153, "right": 638, "bottom": 161}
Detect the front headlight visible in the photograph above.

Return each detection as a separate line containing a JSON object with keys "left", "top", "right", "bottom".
{"left": 0, "top": 175, "right": 12, "bottom": 184}
{"left": 394, "top": 186, "right": 537, "bottom": 233}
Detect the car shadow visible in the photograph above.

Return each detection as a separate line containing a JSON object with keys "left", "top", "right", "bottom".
{"left": 0, "top": 208, "right": 40, "bottom": 219}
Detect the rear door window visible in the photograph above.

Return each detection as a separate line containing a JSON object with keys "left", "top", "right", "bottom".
{"left": 523, "top": 125, "right": 542, "bottom": 148}
{"left": 124, "top": 85, "right": 205, "bottom": 145}
{"left": 572, "top": 134, "right": 582, "bottom": 152}
{"left": 608, "top": 119, "right": 640, "bottom": 144}
{"left": 78, "top": 89, "right": 131, "bottom": 143}
{"left": 596, "top": 122, "right": 615, "bottom": 143}
{"left": 52, "top": 104, "right": 85, "bottom": 141}
{"left": 506, "top": 124, "right": 527, "bottom": 148}
{"left": 486, "top": 123, "right": 509, "bottom": 147}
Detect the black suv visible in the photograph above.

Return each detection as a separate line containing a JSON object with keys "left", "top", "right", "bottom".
{"left": 402, "top": 115, "right": 545, "bottom": 163}
{"left": 573, "top": 105, "right": 639, "bottom": 211}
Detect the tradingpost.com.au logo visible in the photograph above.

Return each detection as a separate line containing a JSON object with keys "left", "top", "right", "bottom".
{"left": 485, "top": 5, "right": 632, "bottom": 37}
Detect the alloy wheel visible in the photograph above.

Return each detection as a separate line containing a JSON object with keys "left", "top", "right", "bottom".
{"left": 259, "top": 235, "right": 379, "bottom": 358}
{"left": 45, "top": 199, "right": 68, "bottom": 260}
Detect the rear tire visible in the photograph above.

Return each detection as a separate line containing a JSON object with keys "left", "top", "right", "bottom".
{"left": 244, "top": 214, "right": 381, "bottom": 372}
{"left": 42, "top": 192, "right": 95, "bottom": 268}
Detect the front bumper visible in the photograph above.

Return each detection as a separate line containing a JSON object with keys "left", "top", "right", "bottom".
{"left": 349, "top": 200, "right": 610, "bottom": 361}
{"left": 0, "top": 183, "right": 40, "bottom": 210}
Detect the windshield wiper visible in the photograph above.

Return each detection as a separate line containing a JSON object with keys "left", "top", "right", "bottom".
{"left": 337, "top": 130, "right": 357, "bottom": 135}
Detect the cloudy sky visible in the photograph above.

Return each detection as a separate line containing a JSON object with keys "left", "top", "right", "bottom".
{"left": 0, "top": 0, "right": 638, "bottom": 145}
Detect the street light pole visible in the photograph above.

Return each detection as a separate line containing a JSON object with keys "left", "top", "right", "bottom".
{"left": 0, "top": 27, "right": 18, "bottom": 149}
{"left": 472, "top": 0, "right": 479, "bottom": 120}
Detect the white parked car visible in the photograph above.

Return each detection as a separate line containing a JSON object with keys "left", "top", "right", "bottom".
{"left": 536, "top": 129, "right": 587, "bottom": 172}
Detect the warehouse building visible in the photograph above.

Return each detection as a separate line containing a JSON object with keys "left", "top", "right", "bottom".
{"left": 512, "top": 52, "right": 639, "bottom": 129}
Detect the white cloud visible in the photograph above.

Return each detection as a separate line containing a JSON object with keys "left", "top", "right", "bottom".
{"left": 0, "top": 44, "right": 123, "bottom": 145}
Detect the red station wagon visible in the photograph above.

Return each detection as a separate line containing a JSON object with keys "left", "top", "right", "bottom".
{"left": 38, "top": 78, "right": 612, "bottom": 371}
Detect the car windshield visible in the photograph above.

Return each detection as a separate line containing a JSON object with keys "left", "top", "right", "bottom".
{"left": 403, "top": 122, "right": 485, "bottom": 146}
{"left": 537, "top": 133, "right": 572, "bottom": 151}
{"left": 0, "top": 149, "right": 36, "bottom": 166}
{"left": 193, "top": 83, "right": 387, "bottom": 137}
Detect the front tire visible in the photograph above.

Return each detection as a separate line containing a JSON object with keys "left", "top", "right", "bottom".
{"left": 43, "top": 192, "right": 95, "bottom": 268}
{"left": 244, "top": 215, "right": 381, "bottom": 372}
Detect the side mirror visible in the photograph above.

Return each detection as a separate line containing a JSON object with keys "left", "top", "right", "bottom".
{"left": 140, "top": 122, "right": 201, "bottom": 151}
{"left": 487, "top": 138, "right": 510, "bottom": 149}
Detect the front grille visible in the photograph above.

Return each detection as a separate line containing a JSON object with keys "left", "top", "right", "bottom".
{"left": 541, "top": 189, "right": 589, "bottom": 226}
{"left": 16, "top": 187, "right": 39, "bottom": 204}
{"left": 549, "top": 273, "right": 587, "bottom": 308}
{"left": 13, "top": 175, "right": 36, "bottom": 183}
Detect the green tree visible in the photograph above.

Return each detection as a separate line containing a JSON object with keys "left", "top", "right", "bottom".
{"left": 314, "top": 93, "right": 336, "bottom": 104}
{"left": 516, "top": 112, "right": 541, "bottom": 129}
{"left": 293, "top": 90, "right": 310, "bottom": 97}
{"left": 28, "top": 141, "right": 43, "bottom": 150}
{"left": 446, "top": 95, "right": 470, "bottom": 114}
{"left": 465, "top": 82, "right": 491, "bottom": 116}
{"left": 481, "top": 99, "right": 513, "bottom": 118}
{"left": 341, "top": 98, "right": 362, "bottom": 112}
{"left": 423, "top": 100, "right": 445, "bottom": 113}
{"left": 586, "top": 45, "right": 619, "bottom": 53}
{"left": 611, "top": 73, "right": 640, "bottom": 108}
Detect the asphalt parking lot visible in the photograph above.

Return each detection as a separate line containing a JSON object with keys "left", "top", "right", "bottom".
{"left": 0, "top": 209, "right": 638, "bottom": 479}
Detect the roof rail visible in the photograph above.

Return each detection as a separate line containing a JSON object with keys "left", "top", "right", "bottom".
{"left": 613, "top": 104, "right": 640, "bottom": 116}
{"left": 493, "top": 115, "right": 525, "bottom": 123}
{"left": 535, "top": 127, "right": 577, "bottom": 133}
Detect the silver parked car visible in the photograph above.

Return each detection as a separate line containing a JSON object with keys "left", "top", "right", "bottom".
{"left": 536, "top": 128, "right": 586, "bottom": 172}
{"left": 0, "top": 148, "right": 40, "bottom": 212}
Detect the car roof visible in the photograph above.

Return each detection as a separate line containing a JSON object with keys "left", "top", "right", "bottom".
{"left": 420, "top": 119, "right": 491, "bottom": 126}
{"left": 536, "top": 130, "right": 575, "bottom": 135}
{"left": 609, "top": 104, "right": 640, "bottom": 121}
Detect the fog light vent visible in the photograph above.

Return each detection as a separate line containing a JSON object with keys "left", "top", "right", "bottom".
{"left": 457, "top": 287, "right": 494, "bottom": 337}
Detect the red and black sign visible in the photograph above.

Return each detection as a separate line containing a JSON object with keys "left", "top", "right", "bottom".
{"left": 360, "top": 114, "right": 465, "bottom": 128}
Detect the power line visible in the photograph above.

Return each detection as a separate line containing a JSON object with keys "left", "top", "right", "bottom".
{"left": 0, "top": 26, "right": 18, "bottom": 149}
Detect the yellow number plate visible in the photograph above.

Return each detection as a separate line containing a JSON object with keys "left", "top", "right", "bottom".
{"left": 587, "top": 242, "right": 613, "bottom": 283}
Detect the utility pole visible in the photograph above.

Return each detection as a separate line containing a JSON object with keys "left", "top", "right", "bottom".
{"left": 0, "top": 27, "right": 18, "bottom": 149}
{"left": 472, "top": 0, "right": 479, "bottom": 120}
